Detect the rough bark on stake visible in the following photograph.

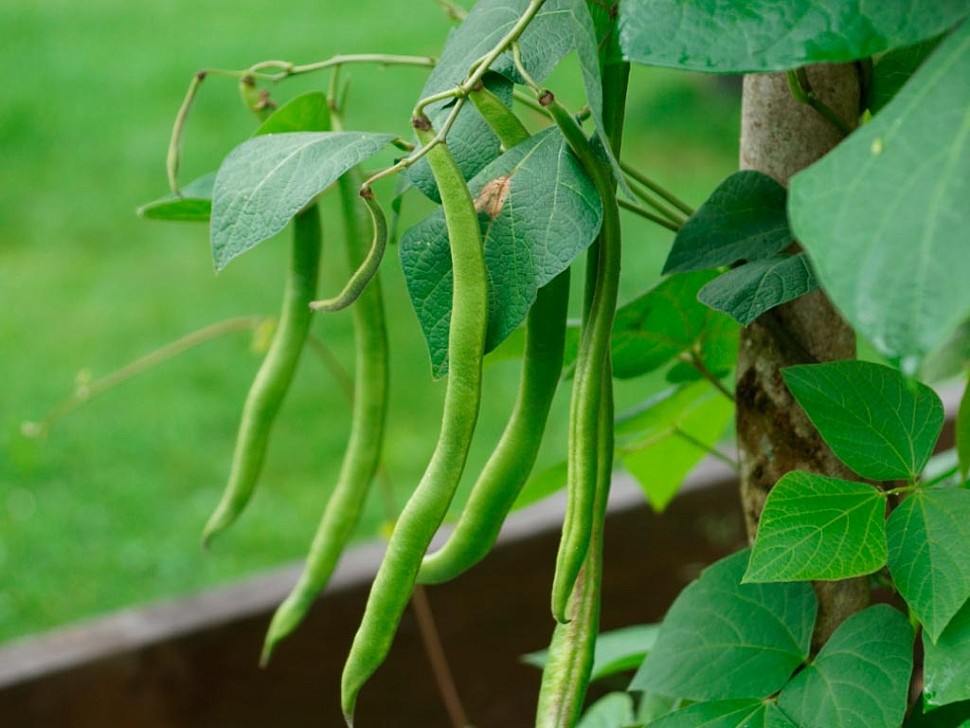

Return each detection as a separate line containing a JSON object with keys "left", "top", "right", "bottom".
{"left": 737, "top": 64, "right": 867, "bottom": 647}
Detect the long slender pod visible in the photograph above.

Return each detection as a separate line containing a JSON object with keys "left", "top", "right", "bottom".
{"left": 309, "top": 194, "right": 387, "bottom": 312}
{"left": 545, "top": 96, "right": 622, "bottom": 623}
{"left": 260, "top": 167, "right": 389, "bottom": 664}
{"left": 341, "top": 119, "right": 488, "bottom": 724}
{"left": 417, "top": 85, "right": 569, "bottom": 585}
{"left": 418, "top": 270, "right": 569, "bottom": 584}
{"left": 536, "top": 365, "right": 614, "bottom": 727}
{"left": 202, "top": 205, "right": 321, "bottom": 546}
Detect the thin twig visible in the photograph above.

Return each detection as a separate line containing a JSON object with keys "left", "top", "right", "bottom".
{"left": 618, "top": 198, "right": 681, "bottom": 232}
{"left": 621, "top": 176, "right": 686, "bottom": 226}
{"left": 22, "top": 316, "right": 267, "bottom": 438}
{"left": 681, "top": 350, "right": 736, "bottom": 402}
{"left": 786, "top": 68, "right": 854, "bottom": 136}
{"left": 618, "top": 160, "right": 694, "bottom": 217}
{"left": 672, "top": 427, "right": 739, "bottom": 470}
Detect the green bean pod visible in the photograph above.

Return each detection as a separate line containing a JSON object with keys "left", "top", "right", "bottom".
{"left": 341, "top": 120, "right": 488, "bottom": 724}
{"left": 536, "top": 366, "right": 614, "bottom": 727}
{"left": 418, "top": 271, "right": 569, "bottom": 584}
{"left": 309, "top": 192, "right": 387, "bottom": 312}
{"left": 202, "top": 205, "right": 321, "bottom": 547}
{"left": 260, "top": 168, "right": 389, "bottom": 665}
{"left": 545, "top": 97, "right": 621, "bottom": 624}
{"left": 415, "top": 84, "right": 568, "bottom": 585}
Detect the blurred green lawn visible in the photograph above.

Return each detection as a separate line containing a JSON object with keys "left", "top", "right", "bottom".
{"left": 0, "top": 0, "right": 739, "bottom": 642}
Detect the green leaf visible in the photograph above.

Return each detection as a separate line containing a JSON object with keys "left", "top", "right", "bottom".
{"left": 523, "top": 624, "right": 659, "bottom": 683}
{"left": 921, "top": 320, "right": 970, "bottom": 384}
{"left": 782, "top": 361, "right": 945, "bottom": 481}
{"left": 663, "top": 171, "right": 791, "bottom": 274}
{"left": 887, "top": 488, "right": 970, "bottom": 642}
{"left": 959, "top": 380, "right": 970, "bottom": 483}
{"left": 577, "top": 692, "right": 635, "bottom": 728}
{"left": 649, "top": 700, "right": 796, "bottom": 728}
{"left": 789, "top": 21, "right": 970, "bottom": 365}
{"left": 400, "top": 127, "right": 602, "bottom": 376}
{"left": 253, "top": 91, "right": 331, "bottom": 135}
{"left": 745, "top": 472, "right": 887, "bottom": 582}
{"left": 630, "top": 550, "right": 816, "bottom": 701}
{"left": 778, "top": 604, "right": 914, "bottom": 728}
{"left": 619, "top": 0, "right": 968, "bottom": 73}
{"left": 867, "top": 36, "right": 944, "bottom": 115}
{"left": 210, "top": 131, "right": 395, "bottom": 270}
{"left": 137, "top": 173, "right": 214, "bottom": 222}
{"left": 617, "top": 381, "right": 734, "bottom": 512}
{"left": 612, "top": 271, "right": 725, "bottom": 379}
{"left": 635, "top": 692, "right": 678, "bottom": 724}
{"left": 698, "top": 254, "right": 818, "bottom": 326}
{"left": 924, "top": 598, "right": 970, "bottom": 707}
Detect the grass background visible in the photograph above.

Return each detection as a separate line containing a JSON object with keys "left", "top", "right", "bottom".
{"left": 0, "top": 0, "right": 739, "bottom": 643}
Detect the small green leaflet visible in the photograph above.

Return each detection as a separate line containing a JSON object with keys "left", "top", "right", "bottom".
{"left": 923, "top": 598, "right": 970, "bottom": 707}
{"left": 630, "top": 550, "right": 816, "bottom": 701}
{"left": 612, "top": 271, "right": 731, "bottom": 379}
{"left": 866, "top": 36, "right": 944, "bottom": 115}
{"left": 617, "top": 381, "right": 734, "bottom": 512}
{"left": 648, "top": 700, "right": 796, "bottom": 728}
{"left": 782, "top": 361, "right": 945, "bottom": 481}
{"left": 619, "top": 0, "right": 968, "bottom": 73}
{"left": 789, "top": 20, "right": 970, "bottom": 366}
{"left": 663, "top": 171, "right": 791, "bottom": 274}
{"left": 252, "top": 91, "right": 331, "bottom": 135}
{"left": 745, "top": 472, "right": 887, "bottom": 583}
{"left": 400, "top": 127, "right": 602, "bottom": 377}
{"left": 778, "top": 605, "right": 914, "bottom": 728}
{"left": 210, "top": 131, "right": 395, "bottom": 270}
{"left": 576, "top": 693, "right": 635, "bottom": 728}
{"left": 137, "top": 172, "right": 214, "bottom": 222}
{"left": 698, "top": 254, "right": 818, "bottom": 325}
{"left": 523, "top": 624, "right": 659, "bottom": 682}
{"left": 887, "top": 488, "right": 970, "bottom": 643}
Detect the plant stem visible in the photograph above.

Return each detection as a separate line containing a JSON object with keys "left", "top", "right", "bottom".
{"left": 617, "top": 198, "right": 681, "bottom": 232}
{"left": 672, "top": 427, "right": 740, "bottom": 470}
{"left": 22, "top": 316, "right": 267, "bottom": 438}
{"left": 621, "top": 176, "right": 686, "bottom": 225}
{"left": 786, "top": 68, "right": 854, "bottom": 136}
{"left": 434, "top": 0, "right": 468, "bottom": 21}
{"left": 618, "top": 160, "right": 694, "bottom": 217}
{"left": 682, "top": 350, "right": 735, "bottom": 402}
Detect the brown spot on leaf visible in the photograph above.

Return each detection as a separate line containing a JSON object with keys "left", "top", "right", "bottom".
{"left": 474, "top": 176, "right": 511, "bottom": 219}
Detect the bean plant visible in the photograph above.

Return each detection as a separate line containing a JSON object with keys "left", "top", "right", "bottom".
{"left": 134, "top": 1, "right": 970, "bottom": 726}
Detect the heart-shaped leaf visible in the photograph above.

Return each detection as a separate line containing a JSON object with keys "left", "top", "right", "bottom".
{"left": 789, "top": 21, "right": 970, "bottom": 365}
{"left": 649, "top": 700, "right": 797, "bottom": 728}
{"left": 137, "top": 172, "right": 215, "bottom": 222}
{"left": 778, "top": 605, "right": 914, "bottom": 728}
{"left": 923, "top": 598, "right": 970, "bottom": 707}
{"left": 630, "top": 550, "right": 816, "bottom": 701}
{"left": 698, "top": 254, "right": 818, "bottom": 325}
{"left": 400, "top": 127, "right": 601, "bottom": 376}
{"left": 620, "top": 0, "right": 968, "bottom": 73}
{"left": 663, "top": 171, "right": 791, "bottom": 274}
{"left": 210, "top": 131, "right": 395, "bottom": 270}
{"left": 887, "top": 487, "right": 970, "bottom": 642}
{"left": 745, "top": 472, "right": 887, "bottom": 583}
{"left": 782, "top": 361, "right": 945, "bottom": 481}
